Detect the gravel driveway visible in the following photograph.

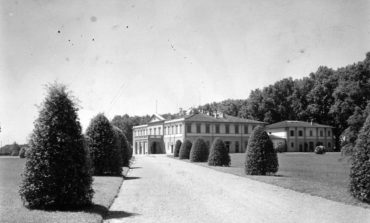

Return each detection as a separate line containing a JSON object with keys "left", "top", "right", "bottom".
{"left": 105, "top": 155, "right": 370, "bottom": 223}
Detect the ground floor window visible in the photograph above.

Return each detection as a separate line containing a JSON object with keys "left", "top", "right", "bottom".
{"left": 225, "top": 141, "right": 230, "bottom": 153}
{"left": 235, "top": 141, "right": 240, "bottom": 153}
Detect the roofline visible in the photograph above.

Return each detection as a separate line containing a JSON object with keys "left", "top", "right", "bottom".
{"left": 164, "top": 118, "right": 185, "bottom": 124}
{"left": 133, "top": 124, "right": 148, "bottom": 129}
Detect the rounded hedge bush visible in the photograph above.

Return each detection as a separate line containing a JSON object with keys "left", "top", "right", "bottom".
{"left": 208, "top": 138, "right": 230, "bottom": 166}
{"left": 179, "top": 139, "right": 192, "bottom": 159}
{"left": 245, "top": 126, "right": 278, "bottom": 175}
{"left": 314, "top": 145, "right": 326, "bottom": 154}
{"left": 86, "top": 113, "right": 122, "bottom": 176}
{"left": 350, "top": 115, "right": 370, "bottom": 203}
{"left": 19, "top": 146, "right": 28, "bottom": 158}
{"left": 10, "top": 142, "right": 21, "bottom": 156}
{"left": 174, "top": 140, "right": 182, "bottom": 157}
{"left": 275, "top": 141, "right": 286, "bottom": 153}
{"left": 190, "top": 138, "right": 209, "bottom": 162}
{"left": 19, "top": 83, "right": 93, "bottom": 209}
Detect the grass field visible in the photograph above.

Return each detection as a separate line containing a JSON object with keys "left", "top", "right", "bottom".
{"left": 174, "top": 152, "right": 370, "bottom": 209}
{"left": 0, "top": 157, "right": 124, "bottom": 223}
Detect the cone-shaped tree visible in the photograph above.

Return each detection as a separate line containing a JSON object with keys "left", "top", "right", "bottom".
{"left": 19, "top": 83, "right": 93, "bottom": 209}
{"left": 179, "top": 139, "right": 192, "bottom": 159}
{"left": 245, "top": 126, "right": 278, "bottom": 175}
{"left": 190, "top": 138, "right": 209, "bottom": 162}
{"left": 174, "top": 140, "right": 182, "bottom": 157}
{"left": 208, "top": 138, "right": 230, "bottom": 166}
{"left": 113, "top": 126, "right": 130, "bottom": 167}
{"left": 350, "top": 114, "right": 370, "bottom": 203}
{"left": 86, "top": 114, "right": 122, "bottom": 176}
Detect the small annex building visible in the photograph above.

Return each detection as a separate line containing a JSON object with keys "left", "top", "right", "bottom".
{"left": 266, "top": 120, "right": 334, "bottom": 152}
{"left": 132, "top": 113, "right": 265, "bottom": 155}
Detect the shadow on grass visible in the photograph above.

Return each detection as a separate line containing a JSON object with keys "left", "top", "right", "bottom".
{"left": 105, "top": 210, "right": 140, "bottom": 220}
{"left": 124, "top": 176, "right": 141, "bottom": 180}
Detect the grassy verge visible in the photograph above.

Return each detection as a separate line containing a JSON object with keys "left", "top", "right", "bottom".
{"left": 0, "top": 158, "right": 123, "bottom": 223}
{"left": 170, "top": 152, "right": 370, "bottom": 209}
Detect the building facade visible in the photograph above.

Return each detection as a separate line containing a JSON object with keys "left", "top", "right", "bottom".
{"left": 266, "top": 121, "right": 334, "bottom": 152}
{"left": 132, "top": 113, "right": 265, "bottom": 155}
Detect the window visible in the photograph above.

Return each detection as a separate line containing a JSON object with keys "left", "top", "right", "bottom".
{"left": 235, "top": 141, "right": 240, "bottom": 153}
{"left": 216, "top": 124, "right": 220, "bottom": 134}
{"left": 172, "top": 126, "right": 174, "bottom": 134}
{"left": 299, "top": 130, "right": 303, "bottom": 137}
{"left": 328, "top": 130, "right": 331, "bottom": 137}
{"left": 244, "top": 125, "right": 249, "bottom": 134}
{"left": 299, "top": 144, "right": 303, "bottom": 152}
{"left": 310, "top": 130, "right": 313, "bottom": 137}
{"left": 235, "top": 125, "right": 239, "bottom": 134}
{"left": 149, "top": 129, "right": 152, "bottom": 135}
{"left": 320, "top": 130, "right": 323, "bottom": 137}
{"left": 175, "top": 125, "right": 178, "bottom": 134}
{"left": 291, "top": 142, "right": 294, "bottom": 148}
{"left": 225, "top": 125, "right": 229, "bottom": 134}
{"left": 186, "top": 124, "right": 192, "bottom": 133}
{"left": 159, "top": 127, "right": 161, "bottom": 135}
{"left": 180, "top": 124, "right": 182, "bottom": 133}
{"left": 290, "top": 130, "right": 294, "bottom": 137}
{"left": 154, "top": 128, "right": 157, "bottom": 135}
{"left": 206, "top": 124, "right": 210, "bottom": 133}
{"left": 196, "top": 124, "right": 201, "bottom": 133}
{"left": 225, "top": 141, "right": 230, "bottom": 153}
{"left": 328, "top": 142, "right": 331, "bottom": 148}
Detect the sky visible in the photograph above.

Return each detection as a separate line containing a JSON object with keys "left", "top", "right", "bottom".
{"left": 0, "top": 0, "right": 369, "bottom": 144}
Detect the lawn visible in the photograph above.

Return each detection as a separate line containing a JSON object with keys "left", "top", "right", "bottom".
{"left": 0, "top": 157, "right": 124, "bottom": 223}
{"left": 174, "top": 152, "right": 370, "bottom": 209}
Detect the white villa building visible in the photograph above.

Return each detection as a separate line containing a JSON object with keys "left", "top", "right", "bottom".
{"left": 132, "top": 113, "right": 265, "bottom": 155}
{"left": 266, "top": 120, "right": 334, "bottom": 152}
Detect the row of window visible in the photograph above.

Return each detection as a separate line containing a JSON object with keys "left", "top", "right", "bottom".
{"left": 135, "top": 123, "right": 258, "bottom": 136}
{"left": 290, "top": 129, "right": 331, "bottom": 137}
{"left": 186, "top": 123, "right": 256, "bottom": 134}
{"left": 135, "top": 127, "right": 162, "bottom": 136}
{"left": 290, "top": 141, "right": 332, "bottom": 150}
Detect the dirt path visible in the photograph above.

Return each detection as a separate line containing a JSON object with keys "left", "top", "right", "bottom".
{"left": 104, "top": 155, "right": 370, "bottom": 223}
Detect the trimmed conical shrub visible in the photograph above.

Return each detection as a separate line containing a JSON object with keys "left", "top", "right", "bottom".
{"left": 190, "top": 138, "right": 209, "bottom": 162}
{"left": 245, "top": 126, "right": 278, "bottom": 175}
{"left": 86, "top": 114, "right": 122, "bottom": 176}
{"left": 350, "top": 114, "right": 370, "bottom": 203}
{"left": 113, "top": 126, "right": 130, "bottom": 167}
{"left": 179, "top": 139, "right": 192, "bottom": 159}
{"left": 174, "top": 140, "right": 182, "bottom": 157}
{"left": 19, "top": 83, "right": 93, "bottom": 209}
{"left": 208, "top": 138, "right": 230, "bottom": 166}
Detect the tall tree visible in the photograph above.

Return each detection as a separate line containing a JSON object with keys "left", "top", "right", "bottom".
{"left": 19, "top": 83, "right": 93, "bottom": 209}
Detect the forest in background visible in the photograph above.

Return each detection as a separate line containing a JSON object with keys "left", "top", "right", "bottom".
{"left": 112, "top": 53, "right": 370, "bottom": 152}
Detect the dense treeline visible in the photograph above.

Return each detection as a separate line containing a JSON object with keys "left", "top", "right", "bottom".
{"left": 112, "top": 53, "right": 370, "bottom": 151}
{"left": 197, "top": 53, "right": 370, "bottom": 151}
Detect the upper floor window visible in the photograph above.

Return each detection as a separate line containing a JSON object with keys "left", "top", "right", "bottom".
{"left": 244, "top": 125, "right": 249, "bottom": 134}
{"left": 235, "top": 125, "right": 239, "bottom": 134}
{"left": 149, "top": 129, "right": 152, "bottom": 135}
{"left": 175, "top": 125, "right": 178, "bottom": 134}
{"left": 328, "top": 130, "right": 331, "bottom": 137}
{"left": 225, "top": 125, "right": 229, "bottom": 134}
{"left": 320, "top": 130, "right": 323, "bottom": 137}
{"left": 172, "top": 126, "right": 174, "bottom": 134}
{"left": 310, "top": 130, "right": 313, "bottom": 137}
{"left": 154, "top": 128, "right": 157, "bottom": 135}
{"left": 206, "top": 124, "right": 210, "bottom": 133}
{"left": 186, "top": 124, "right": 192, "bottom": 133}
{"left": 290, "top": 130, "right": 294, "bottom": 137}
{"left": 216, "top": 124, "right": 220, "bottom": 134}
{"left": 196, "top": 124, "right": 201, "bottom": 133}
{"left": 298, "top": 130, "right": 303, "bottom": 137}
{"left": 159, "top": 127, "right": 161, "bottom": 135}
{"left": 180, "top": 124, "right": 182, "bottom": 133}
